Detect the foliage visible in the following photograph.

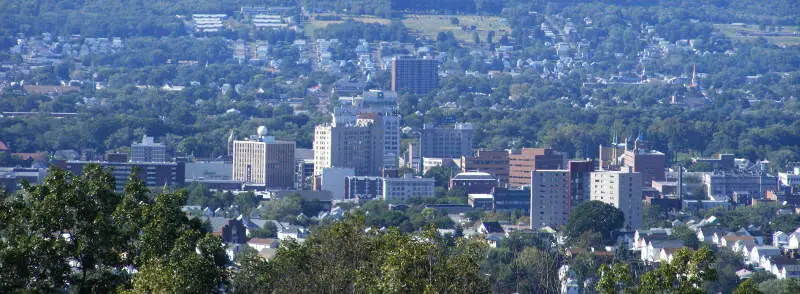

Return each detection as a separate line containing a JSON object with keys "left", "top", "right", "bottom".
{"left": 733, "top": 279, "right": 763, "bottom": 294}
{"left": 566, "top": 201, "right": 625, "bottom": 244}
{"left": 237, "top": 214, "right": 490, "bottom": 293}
{"left": 0, "top": 166, "right": 227, "bottom": 293}
{"left": 758, "top": 278, "right": 800, "bottom": 294}
{"left": 638, "top": 246, "right": 717, "bottom": 294}
{"left": 597, "top": 263, "right": 633, "bottom": 294}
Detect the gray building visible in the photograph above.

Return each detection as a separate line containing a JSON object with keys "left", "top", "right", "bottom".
{"left": 131, "top": 135, "right": 167, "bottom": 163}
{"left": 420, "top": 123, "right": 473, "bottom": 158}
{"left": 391, "top": 56, "right": 439, "bottom": 94}
{"left": 65, "top": 160, "right": 185, "bottom": 191}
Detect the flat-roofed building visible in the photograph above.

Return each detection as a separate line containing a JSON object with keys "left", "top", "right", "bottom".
{"left": 590, "top": 169, "right": 643, "bottom": 229}
{"left": 232, "top": 133, "right": 295, "bottom": 189}
{"left": 462, "top": 150, "right": 510, "bottom": 188}
{"left": 530, "top": 170, "right": 570, "bottom": 229}
{"left": 509, "top": 148, "right": 566, "bottom": 188}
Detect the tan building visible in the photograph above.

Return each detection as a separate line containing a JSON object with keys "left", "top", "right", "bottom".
{"left": 313, "top": 114, "right": 384, "bottom": 176}
{"left": 232, "top": 137, "right": 295, "bottom": 189}
{"left": 509, "top": 148, "right": 566, "bottom": 188}
{"left": 461, "top": 150, "right": 510, "bottom": 187}
{"left": 530, "top": 170, "right": 570, "bottom": 229}
{"left": 590, "top": 169, "right": 643, "bottom": 229}
{"left": 623, "top": 149, "right": 665, "bottom": 187}
{"left": 599, "top": 143, "right": 626, "bottom": 170}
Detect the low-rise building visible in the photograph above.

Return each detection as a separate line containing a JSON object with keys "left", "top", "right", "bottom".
{"left": 344, "top": 176, "right": 383, "bottom": 200}
{"left": 382, "top": 174, "right": 435, "bottom": 201}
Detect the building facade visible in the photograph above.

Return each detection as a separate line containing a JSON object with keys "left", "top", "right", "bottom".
{"left": 65, "top": 160, "right": 185, "bottom": 191}
{"left": 391, "top": 56, "right": 438, "bottom": 94}
{"left": 313, "top": 114, "right": 384, "bottom": 176}
{"left": 509, "top": 148, "right": 567, "bottom": 188}
{"left": 568, "top": 160, "right": 595, "bottom": 211}
{"left": 622, "top": 143, "right": 665, "bottom": 187}
{"left": 590, "top": 170, "right": 643, "bottom": 229}
{"left": 131, "top": 135, "right": 166, "bottom": 162}
{"left": 232, "top": 138, "right": 295, "bottom": 189}
{"left": 530, "top": 170, "right": 570, "bottom": 229}
{"left": 703, "top": 171, "right": 777, "bottom": 199}
{"left": 461, "top": 150, "right": 510, "bottom": 188}
{"left": 420, "top": 123, "right": 474, "bottom": 159}
{"left": 344, "top": 176, "right": 383, "bottom": 200}
{"left": 382, "top": 175, "right": 435, "bottom": 201}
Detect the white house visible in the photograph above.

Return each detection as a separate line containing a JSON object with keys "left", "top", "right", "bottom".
{"left": 749, "top": 246, "right": 780, "bottom": 266}
{"left": 773, "top": 231, "right": 789, "bottom": 248}
{"left": 768, "top": 256, "right": 800, "bottom": 279}
{"left": 788, "top": 232, "right": 800, "bottom": 250}
{"left": 642, "top": 239, "right": 684, "bottom": 263}
{"left": 247, "top": 238, "right": 279, "bottom": 252}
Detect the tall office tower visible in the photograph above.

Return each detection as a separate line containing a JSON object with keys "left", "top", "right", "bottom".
{"left": 461, "top": 150, "right": 510, "bottom": 188}
{"left": 391, "top": 56, "right": 439, "bottom": 94}
{"left": 622, "top": 137, "right": 665, "bottom": 187}
{"left": 337, "top": 90, "right": 400, "bottom": 169}
{"left": 420, "top": 123, "right": 473, "bottom": 159}
{"left": 509, "top": 148, "right": 567, "bottom": 188}
{"left": 402, "top": 142, "right": 422, "bottom": 173}
{"left": 568, "top": 160, "right": 595, "bottom": 210}
{"left": 131, "top": 135, "right": 167, "bottom": 162}
{"left": 529, "top": 170, "right": 570, "bottom": 229}
{"left": 232, "top": 127, "right": 295, "bottom": 189}
{"left": 313, "top": 113, "right": 384, "bottom": 176}
{"left": 590, "top": 169, "right": 643, "bottom": 229}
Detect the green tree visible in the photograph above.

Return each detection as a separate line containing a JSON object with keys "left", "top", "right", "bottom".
{"left": 566, "top": 201, "right": 625, "bottom": 244}
{"left": 734, "top": 279, "right": 763, "bottom": 294}
{"left": 597, "top": 263, "right": 633, "bottom": 294}
{"left": 638, "top": 246, "right": 717, "bottom": 294}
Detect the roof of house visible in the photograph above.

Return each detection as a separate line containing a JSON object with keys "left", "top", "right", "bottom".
{"left": 752, "top": 246, "right": 781, "bottom": 256}
{"left": 0, "top": 140, "right": 8, "bottom": 151}
{"left": 248, "top": 238, "right": 279, "bottom": 245}
{"left": 723, "top": 235, "right": 755, "bottom": 243}
{"left": 649, "top": 239, "right": 685, "bottom": 249}
{"left": 769, "top": 256, "right": 799, "bottom": 266}
{"left": 700, "top": 226, "right": 725, "bottom": 236}
{"left": 481, "top": 221, "right": 505, "bottom": 234}
{"left": 452, "top": 171, "right": 496, "bottom": 181}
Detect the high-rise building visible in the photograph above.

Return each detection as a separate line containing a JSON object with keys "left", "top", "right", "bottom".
{"left": 568, "top": 160, "right": 595, "bottom": 210}
{"left": 391, "top": 56, "right": 438, "bottom": 94}
{"left": 509, "top": 148, "right": 567, "bottom": 188}
{"left": 530, "top": 170, "right": 570, "bottom": 229}
{"left": 590, "top": 169, "right": 643, "bottom": 229}
{"left": 461, "top": 150, "right": 510, "bottom": 188}
{"left": 232, "top": 130, "right": 295, "bottom": 189}
{"left": 313, "top": 113, "right": 384, "bottom": 176}
{"left": 622, "top": 143, "right": 665, "bottom": 187}
{"left": 131, "top": 135, "right": 166, "bottom": 162}
{"left": 420, "top": 123, "right": 473, "bottom": 158}
{"left": 335, "top": 90, "right": 400, "bottom": 169}
{"left": 402, "top": 142, "right": 422, "bottom": 173}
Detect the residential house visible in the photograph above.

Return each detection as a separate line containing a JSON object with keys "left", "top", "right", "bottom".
{"left": 768, "top": 256, "right": 800, "bottom": 279}
{"left": 773, "top": 231, "right": 790, "bottom": 248}
{"left": 750, "top": 246, "right": 781, "bottom": 266}
{"left": 788, "top": 232, "right": 800, "bottom": 250}
{"left": 659, "top": 247, "right": 680, "bottom": 263}
{"left": 247, "top": 238, "right": 279, "bottom": 252}
{"left": 634, "top": 228, "right": 672, "bottom": 250}
{"left": 642, "top": 239, "right": 684, "bottom": 263}
{"left": 697, "top": 226, "right": 725, "bottom": 244}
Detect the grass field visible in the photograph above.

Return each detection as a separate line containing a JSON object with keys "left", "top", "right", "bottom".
{"left": 305, "top": 13, "right": 393, "bottom": 37}
{"left": 714, "top": 23, "right": 800, "bottom": 47}
{"left": 402, "top": 15, "right": 510, "bottom": 44}
{"left": 304, "top": 13, "right": 510, "bottom": 44}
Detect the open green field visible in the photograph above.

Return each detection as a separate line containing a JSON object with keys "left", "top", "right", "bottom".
{"left": 305, "top": 13, "right": 393, "bottom": 37}
{"left": 714, "top": 23, "right": 800, "bottom": 47}
{"left": 402, "top": 14, "right": 510, "bottom": 44}
{"left": 304, "top": 13, "right": 510, "bottom": 44}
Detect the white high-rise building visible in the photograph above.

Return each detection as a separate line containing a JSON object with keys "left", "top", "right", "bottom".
{"left": 590, "top": 169, "right": 643, "bottom": 229}
{"left": 530, "top": 170, "right": 570, "bottom": 229}
{"left": 313, "top": 113, "right": 384, "bottom": 176}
